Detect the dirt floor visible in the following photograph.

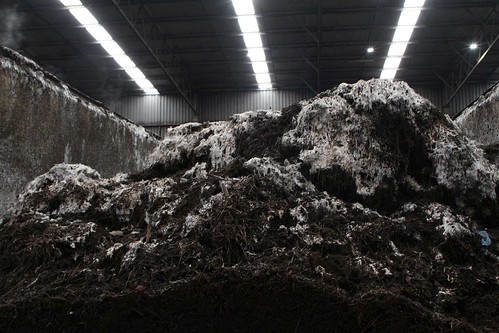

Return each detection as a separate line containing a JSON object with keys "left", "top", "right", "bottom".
{"left": 1, "top": 79, "right": 498, "bottom": 332}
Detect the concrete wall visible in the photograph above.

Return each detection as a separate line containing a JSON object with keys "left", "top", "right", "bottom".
{"left": 455, "top": 82, "right": 499, "bottom": 146}
{"left": 0, "top": 47, "right": 159, "bottom": 216}
{"left": 455, "top": 82, "right": 499, "bottom": 166}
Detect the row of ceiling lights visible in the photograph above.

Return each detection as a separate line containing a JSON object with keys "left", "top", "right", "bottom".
{"left": 231, "top": 0, "right": 272, "bottom": 90}
{"left": 59, "top": 0, "right": 482, "bottom": 95}
{"left": 366, "top": 42, "right": 480, "bottom": 54}
{"left": 59, "top": 0, "right": 159, "bottom": 95}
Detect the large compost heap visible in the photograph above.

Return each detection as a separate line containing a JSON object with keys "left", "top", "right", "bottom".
{"left": 1, "top": 79, "right": 498, "bottom": 332}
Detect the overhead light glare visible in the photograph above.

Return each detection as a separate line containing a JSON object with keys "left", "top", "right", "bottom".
{"left": 232, "top": 0, "right": 272, "bottom": 89}
{"left": 392, "top": 26, "right": 415, "bottom": 42}
{"left": 237, "top": 16, "right": 259, "bottom": 33}
{"left": 60, "top": 0, "right": 82, "bottom": 6}
{"left": 68, "top": 7, "right": 98, "bottom": 25}
{"left": 398, "top": 8, "right": 422, "bottom": 26}
{"left": 113, "top": 54, "right": 136, "bottom": 68}
{"left": 99, "top": 40, "right": 125, "bottom": 55}
{"left": 59, "top": 0, "right": 159, "bottom": 95}
{"left": 469, "top": 43, "right": 478, "bottom": 50}
{"left": 85, "top": 25, "right": 113, "bottom": 41}
{"left": 231, "top": 0, "right": 255, "bottom": 15}
{"left": 404, "top": 0, "right": 426, "bottom": 8}
{"left": 243, "top": 33, "right": 263, "bottom": 48}
{"left": 380, "top": 0, "right": 425, "bottom": 80}
{"left": 125, "top": 67, "right": 146, "bottom": 80}
{"left": 251, "top": 61, "right": 269, "bottom": 74}
{"left": 256, "top": 73, "right": 271, "bottom": 84}
{"left": 367, "top": 47, "right": 374, "bottom": 53}
{"left": 143, "top": 88, "right": 160, "bottom": 95}
{"left": 380, "top": 68, "right": 398, "bottom": 80}
{"left": 383, "top": 57, "right": 403, "bottom": 70}
{"left": 247, "top": 48, "right": 266, "bottom": 61}
{"left": 387, "top": 43, "right": 408, "bottom": 57}
{"left": 134, "top": 78, "right": 155, "bottom": 90}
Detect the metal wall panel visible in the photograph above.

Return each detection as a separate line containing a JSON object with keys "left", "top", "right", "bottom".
{"left": 107, "top": 94, "right": 195, "bottom": 126}
{"left": 198, "top": 90, "right": 313, "bottom": 122}
{"left": 106, "top": 82, "right": 496, "bottom": 138}
{"left": 412, "top": 85, "right": 444, "bottom": 111}
{"left": 413, "top": 83, "right": 496, "bottom": 116}
{"left": 446, "top": 83, "right": 496, "bottom": 117}
{"left": 142, "top": 125, "right": 173, "bottom": 138}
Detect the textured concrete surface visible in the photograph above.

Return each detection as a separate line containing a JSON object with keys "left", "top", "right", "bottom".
{"left": 455, "top": 82, "right": 499, "bottom": 165}
{"left": 0, "top": 47, "right": 159, "bottom": 216}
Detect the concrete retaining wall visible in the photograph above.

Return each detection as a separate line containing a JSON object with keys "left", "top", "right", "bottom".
{"left": 0, "top": 47, "right": 159, "bottom": 216}
{"left": 455, "top": 82, "right": 499, "bottom": 166}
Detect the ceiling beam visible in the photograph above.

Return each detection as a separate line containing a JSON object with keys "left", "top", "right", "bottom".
{"left": 19, "top": 21, "right": 493, "bottom": 36}
{"left": 444, "top": 33, "right": 499, "bottom": 107}
{"left": 110, "top": 0, "right": 197, "bottom": 113}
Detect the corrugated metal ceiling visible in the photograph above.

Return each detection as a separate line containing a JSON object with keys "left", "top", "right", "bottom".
{"left": 2, "top": 0, "right": 498, "bottom": 103}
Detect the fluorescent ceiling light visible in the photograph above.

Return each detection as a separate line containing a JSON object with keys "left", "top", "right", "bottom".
{"left": 247, "top": 48, "right": 266, "bottom": 61}
{"left": 404, "top": 0, "right": 425, "bottom": 8}
{"left": 143, "top": 88, "right": 160, "bottom": 95}
{"left": 243, "top": 33, "right": 263, "bottom": 48}
{"left": 380, "top": 69, "right": 398, "bottom": 80}
{"left": 85, "top": 25, "right": 112, "bottom": 41}
{"left": 232, "top": 0, "right": 255, "bottom": 15}
{"left": 392, "top": 26, "right": 415, "bottom": 42}
{"left": 69, "top": 7, "right": 98, "bottom": 25}
{"left": 237, "top": 16, "right": 259, "bottom": 33}
{"left": 258, "top": 83, "right": 272, "bottom": 90}
{"left": 256, "top": 73, "right": 271, "bottom": 84}
{"left": 134, "top": 78, "right": 155, "bottom": 89}
{"left": 252, "top": 61, "right": 269, "bottom": 73}
{"left": 113, "top": 55, "right": 136, "bottom": 68}
{"left": 383, "top": 57, "right": 403, "bottom": 69}
{"left": 380, "top": 0, "right": 425, "bottom": 80}
{"left": 232, "top": 0, "right": 272, "bottom": 89}
{"left": 99, "top": 40, "right": 125, "bottom": 55}
{"left": 125, "top": 67, "right": 146, "bottom": 80}
{"left": 59, "top": 0, "right": 159, "bottom": 95}
{"left": 60, "top": 0, "right": 82, "bottom": 7}
{"left": 398, "top": 8, "right": 422, "bottom": 26}
{"left": 387, "top": 43, "right": 408, "bottom": 57}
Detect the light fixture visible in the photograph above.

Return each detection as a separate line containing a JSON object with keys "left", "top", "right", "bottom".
{"left": 251, "top": 61, "right": 269, "bottom": 73}
{"left": 469, "top": 43, "right": 478, "bottom": 50}
{"left": 231, "top": 0, "right": 273, "bottom": 90}
{"left": 367, "top": 47, "right": 374, "bottom": 53}
{"left": 380, "top": 0, "right": 426, "bottom": 79}
{"left": 59, "top": 0, "right": 159, "bottom": 95}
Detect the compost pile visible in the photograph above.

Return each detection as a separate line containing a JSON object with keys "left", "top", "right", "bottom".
{"left": 1, "top": 79, "right": 498, "bottom": 332}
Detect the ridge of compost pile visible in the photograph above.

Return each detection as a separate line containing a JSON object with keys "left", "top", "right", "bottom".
{"left": 1, "top": 79, "right": 498, "bottom": 332}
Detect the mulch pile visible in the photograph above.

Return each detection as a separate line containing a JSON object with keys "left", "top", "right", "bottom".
{"left": 1, "top": 79, "right": 498, "bottom": 332}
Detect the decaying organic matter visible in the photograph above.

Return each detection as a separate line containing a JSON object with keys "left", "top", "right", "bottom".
{"left": 1, "top": 79, "right": 498, "bottom": 332}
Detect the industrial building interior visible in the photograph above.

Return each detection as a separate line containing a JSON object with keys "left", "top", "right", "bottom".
{"left": 0, "top": 1, "right": 498, "bottom": 332}
{"left": 6, "top": 0, "right": 499, "bottom": 128}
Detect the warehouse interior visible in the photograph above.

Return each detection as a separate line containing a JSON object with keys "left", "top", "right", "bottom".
{"left": 1, "top": 1, "right": 499, "bottom": 332}
{"left": 3, "top": 0, "right": 499, "bottom": 134}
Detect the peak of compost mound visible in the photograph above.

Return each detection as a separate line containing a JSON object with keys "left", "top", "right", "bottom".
{"left": 1, "top": 79, "right": 498, "bottom": 332}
